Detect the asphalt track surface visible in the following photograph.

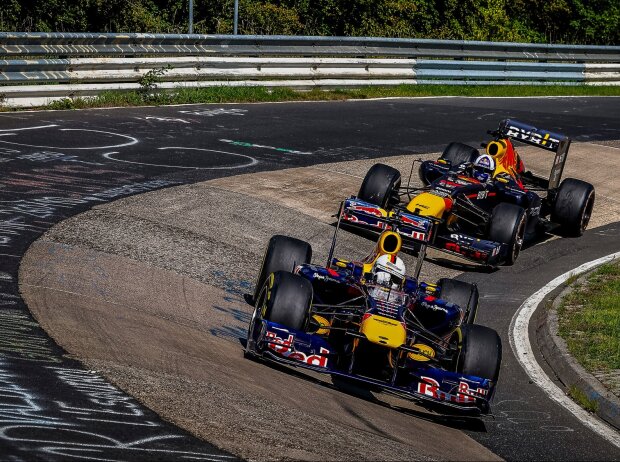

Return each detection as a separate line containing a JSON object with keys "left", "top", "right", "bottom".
{"left": 1, "top": 97, "right": 620, "bottom": 460}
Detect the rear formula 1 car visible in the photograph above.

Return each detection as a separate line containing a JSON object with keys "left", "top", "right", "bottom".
{"left": 245, "top": 205, "right": 502, "bottom": 415}
{"left": 343, "top": 119, "right": 595, "bottom": 266}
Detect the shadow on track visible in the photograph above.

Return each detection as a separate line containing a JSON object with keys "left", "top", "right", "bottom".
{"left": 238, "top": 337, "right": 489, "bottom": 434}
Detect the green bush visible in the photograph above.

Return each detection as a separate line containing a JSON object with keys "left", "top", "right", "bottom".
{"left": 0, "top": 0, "right": 618, "bottom": 45}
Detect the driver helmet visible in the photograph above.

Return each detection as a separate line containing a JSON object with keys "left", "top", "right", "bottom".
{"left": 472, "top": 154, "right": 496, "bottom": 182}
{"left": 372, "top": 254, "right": 406, "bottom": 289}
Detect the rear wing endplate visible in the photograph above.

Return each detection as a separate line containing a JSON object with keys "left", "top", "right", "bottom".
{"left": 495, "top": 119, "right": 571, "bottom": 190}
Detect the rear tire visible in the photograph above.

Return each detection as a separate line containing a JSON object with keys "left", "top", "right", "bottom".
{"left": 262, "top": 271, "right": 312, "bottom": 331}
{"left": 254, "top": 235, "right": 312, "bottom": 302}
{"left": 440, "top": 142, "right": 479, "bottom": 168}
{"left": 551, "top": 178, "right": 595, "bottom": 237}
{"left": 439, "top": 278, "right": 479, "bottom": 324}
{"left": 457, "top": 324, "right": 502, "bottom": 383}
{"left": 358, "top": 163, "right": 401, "bottom": 209}
{"left": 488, "top": 203, "right": 527, "bottom": 266}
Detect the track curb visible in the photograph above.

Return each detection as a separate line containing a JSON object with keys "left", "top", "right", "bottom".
{"left": 535, "top": 261, "right": 620, "bottom": 432}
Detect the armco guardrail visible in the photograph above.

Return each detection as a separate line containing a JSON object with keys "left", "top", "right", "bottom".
{"left": 1, "top": 33, "right": 619, "bottom": 107}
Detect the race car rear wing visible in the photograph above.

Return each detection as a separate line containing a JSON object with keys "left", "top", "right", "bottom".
{"left": 341, "top": 198, "right": 436, "bottom": 246}
{"left": 492, "top": 119, "right": 571, "bottom": 190}
{"left": 328, "top": 198, "right": 437, "bottom": 279}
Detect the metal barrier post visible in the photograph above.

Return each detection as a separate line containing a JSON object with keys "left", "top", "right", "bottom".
{"left": 189, "top": 0, "right": 194, "bottom": 34}
{"left": 234, "top": 0, "right": 239, "bottom": 35}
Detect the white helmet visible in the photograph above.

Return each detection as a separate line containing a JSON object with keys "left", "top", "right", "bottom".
{"left": 372, "top": 254, "right": 406, "bottom": 289}
{"left": 473, "top": 154, "right": 496, "bottom": 173}
{"left": 472, "top": 154, "right": 496, "bottom": 182}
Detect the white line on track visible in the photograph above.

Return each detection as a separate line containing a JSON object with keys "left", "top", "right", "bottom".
{"left": 0, "top": 124, "right": 58, "bottom": 132}
{"left": 510, "top": 251, "right": 620, "bottom": 448}
{"left": 103, "top": 147, "right": 258, "bottom": 170}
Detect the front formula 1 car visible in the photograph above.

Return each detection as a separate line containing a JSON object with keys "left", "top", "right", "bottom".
{"left": 245, "top": 206, "right": 501, "bottom": 415}
{"left": 342, "top": 119, "right": 595, "bottom": 266}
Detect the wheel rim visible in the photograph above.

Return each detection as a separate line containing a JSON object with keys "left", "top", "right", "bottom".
{"left": 580, "top": 191, "right": 595, "bottom": 232}
{"left": 246, "top": 286, "right": 267, "bottom": 353}
{"left": 511, "top": 215, "right": 526, "bottom": 262}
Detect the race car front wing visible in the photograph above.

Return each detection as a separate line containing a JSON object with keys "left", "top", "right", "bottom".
{"left": 246, "top": 320, "right": 494, "bottom": 414}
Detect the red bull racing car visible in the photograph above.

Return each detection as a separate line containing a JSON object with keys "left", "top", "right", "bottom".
{"left": 246, "top": 204, "right": 501, "bottom": 414}
{"left": 343, "top": 119, "right": 595, "bottom": 266}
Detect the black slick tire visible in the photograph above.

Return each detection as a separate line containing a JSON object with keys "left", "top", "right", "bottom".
{"left": 457, "top": 324, "right": 502, "bottom": 383}
{"left": 262, "top": 271, "right": 312, "bottom": 331}
{"left": 253, "top": 235, "right": 312, "bottom": 302}
{"left": 440, "top": 142, "right": 479, "bottom": 168}
{"left": 551, "top": 178, "right": 595, "bottom": 237}
{"left": 488, "top": 203, "right": 527, "bottom": 266}
{"left": 439, "top": 278, "right": 479, "bottom": 324}
{"left": 357, "top": 163, "right": 401, "bottom": 209}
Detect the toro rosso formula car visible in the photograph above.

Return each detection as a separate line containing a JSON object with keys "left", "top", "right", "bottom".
{"left": 246, "top": 205, "right": 501, "bottom": 414}
{"left": 342, "top": 119, "right": 595, "bottom": 266}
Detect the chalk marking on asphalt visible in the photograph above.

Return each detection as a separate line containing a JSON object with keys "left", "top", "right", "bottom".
{"left": 0, "top": 129, "right": 138, "bottom": 150}
{"left": 510, "top": 251, "right": 620, "bottom": 448}
{"left": 219, "top": 139, "right": 312, "bottom": 155}
{"left": 103, "top": 147, "right": 257, "bottom": 170}
{"left": 0, "top": 125, "right": 58, "bottom": 132}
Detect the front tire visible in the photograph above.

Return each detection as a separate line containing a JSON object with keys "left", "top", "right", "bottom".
{"left": 261, "top": 271, "right": 313, "bottom": 331}
{"left": 439, "top": 278, "right": 479, "bottom": 324}
{"left": 358, "top": 163, "right": 401, "bottom": 209}
{"left": 551, "top": 178, "right": 595, "bottom": 237}
{"left": 457, "top": 324, "right": 502, "bottom": 383}
{"left": 488, "top": 203, "right": 527, "bottom": 266}
{"left": 253, "top": 235, "right": 312, "bottom": 302}
{"left": 440, "top": 142, "right": 479, "bottom": 168}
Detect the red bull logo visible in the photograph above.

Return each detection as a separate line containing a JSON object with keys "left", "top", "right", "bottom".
{"left": 350, "top": 204, "right": 384, "bottom": 217}
{"left": 458, "top": 380, "right": 488, "bottom": 397}
{"left": 265, "top": 331, "right": 329, "bottom": 367}
{"left": 417, "top": 376, "right": 480, "bottom": 403}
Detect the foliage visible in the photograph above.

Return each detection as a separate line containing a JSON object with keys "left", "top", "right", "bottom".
{"left": 568, "top": 385, "right": 599, "bottom": 413}
{"left": 239, "top": 2, "right": 303, "bottom": 35}
{"left": 0, "top": 0, "right": 618, "bottom": 44}
{"left": 2, "top": 84, "right": 614, "bottom": 113}
{"left": 558, "top": 261, "right": 620, "bottom": 373}
{"left": 138, "top": 65, "right": 171, "bottom": 97}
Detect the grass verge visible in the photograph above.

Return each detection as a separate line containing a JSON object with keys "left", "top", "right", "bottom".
{"left": 557, "top": 261, "right": 620, "bottom": 380}
{"left": 2, "top": 84, "right": 620, "bottom": 111}
{"left": 568, "top": 385, "right": 600, "bottom": 413}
